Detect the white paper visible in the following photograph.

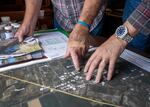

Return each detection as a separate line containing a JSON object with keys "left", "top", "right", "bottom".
{"left": 120, "top": 49, "right": 150, "bottom": 72}
{"left": 0, "top": 58, "right": 51, "bottom": 72}
{"left": 37, "top": 31, "right": 68, "bottom": 60}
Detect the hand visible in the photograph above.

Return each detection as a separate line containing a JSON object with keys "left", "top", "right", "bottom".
{"left": 15, "top": 23, "right": 34, "bottom": 42}
{"left": 84, "top": 34, "right": 128, "bottom": 83}
{"left": 65, "top": 24, "right": 93, "bottom": 70}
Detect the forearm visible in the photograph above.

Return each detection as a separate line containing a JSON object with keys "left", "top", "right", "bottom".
{"left": 79, "top": 0, "right": 102, "bottom": 25}
{"left": 23, "top": 0, "right": 42, "bottom": 26}
{"left": 126, "top": 1, "right": 150, "bottom": 36}
{"left": 118, "top": 1, "right": 150, "bottom": 47}
{"left": 124, "top": 21, "right": 138, "bottom": 37}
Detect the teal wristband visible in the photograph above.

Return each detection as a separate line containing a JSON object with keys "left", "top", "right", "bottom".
{"left": 77, "top": 20, "right": 91, "bottom": 29}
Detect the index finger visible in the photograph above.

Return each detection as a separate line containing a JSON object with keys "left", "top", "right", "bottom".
{"left": 15, "top": 32, "right": 24, "bottom": 42}
{"left": 70, "top": 50, "right": 80, "bottom": 71}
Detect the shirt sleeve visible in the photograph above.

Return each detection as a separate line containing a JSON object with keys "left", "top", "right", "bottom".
{"left": 127, "top": 0, "right": 150, "bottom": 36}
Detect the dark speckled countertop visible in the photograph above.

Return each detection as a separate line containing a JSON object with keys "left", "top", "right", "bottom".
{"left": 0, "top": 54, "right": 149, "bottom": 107}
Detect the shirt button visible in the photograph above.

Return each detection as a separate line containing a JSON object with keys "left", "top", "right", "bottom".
{"left": 66, "top": 6, "right": 69, "bottom": 9}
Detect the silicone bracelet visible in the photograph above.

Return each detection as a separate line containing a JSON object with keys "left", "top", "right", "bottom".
{"left": 77, "top": 20, "right": 91, "bottom": 29}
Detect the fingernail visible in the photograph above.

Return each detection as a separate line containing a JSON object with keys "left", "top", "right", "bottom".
{"left": 95, "top": 80, "right": 99, "bottom": 84}
{"left": 14, "top": 34, "right": 17, "bottom": 37}
{"left": 86, "top": 76, "right": 90, "bottom": 81}
{"left": 75, "top": 66, "right": 80, "bottom": 71}
{"left": 19, "top": 40, "right": 21, "bottom": 42}
{"left": 76, "top": 67, "right": 80, "bottom": 71}
{"left": 84, "top": 69, "right": 87, "bottom": 73}
{"left": 94, "top": 81, "right": 98, "bottom": 84}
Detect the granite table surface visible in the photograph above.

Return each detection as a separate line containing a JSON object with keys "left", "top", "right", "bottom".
{"left": 0, "top": 54, "right": 149, "bottom": 107}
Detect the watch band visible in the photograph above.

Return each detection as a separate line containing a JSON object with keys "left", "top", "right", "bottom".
{"left": 122, "top": 34, "right": 133, "bottom": 43}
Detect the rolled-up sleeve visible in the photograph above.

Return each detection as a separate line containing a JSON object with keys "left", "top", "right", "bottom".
{"left": 127, "top": 0, "right": 150, "bottom": 36}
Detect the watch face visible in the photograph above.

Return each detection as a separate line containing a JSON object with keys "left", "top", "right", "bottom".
{"left": 115, "top": 25, "right": 128, "bottom": 38}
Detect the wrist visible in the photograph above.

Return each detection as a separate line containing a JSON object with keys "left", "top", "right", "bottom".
{"left": 75, "top": 23, "right": 90, "bottom": 32}
{"left": 22, "top": 19, "right": 31, "bottom": 27}
{"left": 77, "top": 20, "right": 91, "bottom": 29}
{"left": 115, "top": 25, "right": 133, "bottom": 44}
{"left": 112, "top": 34, "right": 128, "bottom": 48}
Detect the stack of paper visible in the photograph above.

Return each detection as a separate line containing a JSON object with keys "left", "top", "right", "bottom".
{"left": 0, "top": 30, "right": 68, "bottom": 69}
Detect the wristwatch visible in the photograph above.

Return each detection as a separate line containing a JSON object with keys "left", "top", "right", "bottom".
{"left": 115, "top": 25, "right": 133, "bottom": 43}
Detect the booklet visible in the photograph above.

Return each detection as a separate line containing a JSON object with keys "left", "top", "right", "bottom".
{"left": 0, "top": 37, "right": 44, "bottom": 67}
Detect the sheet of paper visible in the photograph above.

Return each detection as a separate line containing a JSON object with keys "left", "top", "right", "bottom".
{"left": 0, "top": 58, "right": 51, "bottom": 72}
{"left": 120, "top": 49, "right": 150, "bottom": 72}
{"left": 37, "top": 31, "right": 68, "bottom": 60}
